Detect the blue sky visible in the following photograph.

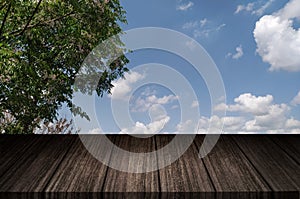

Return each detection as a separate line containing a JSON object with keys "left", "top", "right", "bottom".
{"left": 73, "top": 0, "right": 300, "bottom": 134}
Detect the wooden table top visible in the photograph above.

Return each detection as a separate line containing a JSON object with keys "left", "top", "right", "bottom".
{"left": 0, "top": 135, "right": 299, "bottom": 198}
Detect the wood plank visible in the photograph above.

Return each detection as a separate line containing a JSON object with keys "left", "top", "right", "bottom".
{"left": 0, "top": 135, "right": 39, "bottom": 177}
{"left": 0, "top": 135, "right": 75, "bottom": 192}
{"left": 194, "top": 136, "right": 271, "bottom": 196}
{"left": 270, "top": 135, "right": 300, "bottom": 164}
{"left": 102, "top": 135, "right": 159, "bottom": 192}
{"left": 0, "top": 134, "right": 299, "bottom": 197}
{"left": 156, "top": 135, "right": 214, "bottom": 192}
{"left": 45, "top": 135, "right": 114, "bottom": 192}
{"left": 0, "top": 135, "right": 35, "bottom": 157}
{"left": 232, "top": 135, "right": 300, "bottom": 192}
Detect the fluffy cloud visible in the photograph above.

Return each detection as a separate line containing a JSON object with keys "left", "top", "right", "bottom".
{"left": 87, "top": 128, "right": 102, "bottom": 134}
{"left": 244, "top": 103, "right": 290, "bottom": 131}
{"left": 286, "top": 118, "right": 300, "bottom": 129}
{"left": 213, "top": 103, "right": 227, "bottom": 112}
{"left": 120, "top": 104, "right": 170, "bottom": 134}
{"left": 254, "top": 0, "right": 300, "bottom": 72}
{"left": 227, "top": 93, "right": 274, "bottom": 115}
{"left": 222, "top": 117, "right": 246, "bottom": 131}
{"left": 211, "top": 93, "right": 300, "bottom": 133}
{"left": 176, "top": 1, "right": 194, "bottom": 11}
{"left": 88, "top": 105, "right": 170, "bottom": 135}
{"left": 89, "top": 92, "right": 300, "bottom": 134}
{"left": 147, "top": 95, "right": 178, "bottom": 105}
{"left": 131, "top": 94, "right": 178, "bottom": 112}
{"left": 176, "top": 119, "right": 194, "bottom": 132}
{"left": 277, "top": 0, "right": 300, "bottom": 19}
{"left": 197, "top": 116, "right": 245, "bottom": 133}
{"left": 120, "top": 117, "right": 170, "bottom": 134}
{"left": 110, "top": 72, "right": 144, "bottom": 100}
{"left": 291, "top": 91, "right": 300, "bottom": 106}
{"left": 227, "top": 45, "right": 244, "bottom": 59}
{"left": 232, "top": 45, "right": 244, "bottom": 59}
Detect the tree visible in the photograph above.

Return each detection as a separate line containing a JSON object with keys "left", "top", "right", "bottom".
{"left": 0, "top": 0, "right": 129, "bottom": 134}
{"left": 35, "top": 118, "right": 79, "bottom": 134}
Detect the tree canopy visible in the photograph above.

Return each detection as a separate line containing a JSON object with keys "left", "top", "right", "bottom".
{"left": 0, "top": 0, "right": 129, "bottom": 134}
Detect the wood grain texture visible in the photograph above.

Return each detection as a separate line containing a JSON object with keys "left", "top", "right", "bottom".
{"left": 232, "top": 135, "right": 300, "bottom": 192}
{"left": 0, "top": 135, "right": 38, "bottom": 177}
{"left": 0, "top": 134, "right": 299, "bottom": 198}
{"left": 0, "top": 135, "right": 74, "bottom": 192}
{"left": 156, "top": 135, "right": 214, "bottom": 192}
{"left": 46, "top": 135, "right": 114, "bottom": 192}
{"left": 195, "top": 136, "right": 271, "bottom": 193}
{"left": 102, "top": 135, "right": 159, "bottom": 192}
{"left": 270, "top": 135, "right": 300, "bottom": 164}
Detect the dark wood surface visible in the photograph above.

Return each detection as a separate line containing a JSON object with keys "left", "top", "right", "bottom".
{"left": 0, "top": 135, "right": 299, "bottom": 198}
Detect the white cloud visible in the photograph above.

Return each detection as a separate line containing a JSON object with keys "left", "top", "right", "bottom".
{"left": 227, "top": 45, "right": 244, "bottom": 59}
{"left": 87, "top": 128, "right": 102, "bottom": 134}
{"left": 253, "top": 0, "right": 275, "bottom": 16}
{"left": 176, "top": 1, "right": 194, "bottom": 11}
{"left": 235, "top": 0, "right": 274, "bottom": 16}
{"left": 228, "top": 93, "right": 274, "bottom": 115}
{"left": 176, "top": 119, "right": 194, "bottom": 132}
{"left": 232, "top": 45, "right": 244, "bottom": 59}
{"left": 120, "top": 103, "right": 171, "bottom": 135}
{"left": 200, "top": 18, "right": 208, "bottom": 27}
{"left": 191, "top": 100, "right": 199, "bottom": 108}
{"left": 211, "top": 93, "right": 300, "bottom": 133}
{"left": 182, "top": 18, "right": 225, "bottom": 39}
{"left": 285, "top": 117, "right": 300, "bottom": 129}
{"left": 213, "top": 103, "right": 227, "bottom": 112}
{"left": 193, "top": 29, "right": 208, "bottom": 38}
{"left": 182, "top": 21, "right": 199, "bottom": 29}
{"left": 120, "top": 106, "right": 170, "bottom": 134}
{"left": 216, "top": 23, "right": 226, "bottom": 31}
{"left": 131, "top": 94, "right": 178, "bottom": 112}
{"left": 275, "top": 0, "right": 300, "bottom": 19}
{"left": 140, "top": 87, "right": 157, "bottom": 97}
{"left": 223, "top": 117, "right": 246, "bottom": 132}
{"left": 147, "top": 95, "right": 178, "bottom": 104}
{"left": 254, "top": 0, "right": 300, "bottom": 72}
{"left": 235, "top": 3, "right": 255, "bottom": 14}
{"left": 86, "top": 92, "right": 300, "bottom": 134}
{"left": 110, "top": 71, "right": 144, "bottom": 100}
{"left": 291, "top": 91, "right": 300, "bottom": 106}
{"left": 197, "top": 115, "right": 245, "bottom": 133}
{"left": 244, "top": 103, "right": 290, "bottom": 131}
{"left": 193, "top": 23, "right": 226, "bottom": 38}
{"left": 182, "top": 18, "right": 208, "bottom": 30}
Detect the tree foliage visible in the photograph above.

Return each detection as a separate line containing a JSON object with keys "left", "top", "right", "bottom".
{"left": 0, "top": 0, "right": 129, "bottom": 134}
{"left": 35, "top": 118, "right": 79, "bottom": 134}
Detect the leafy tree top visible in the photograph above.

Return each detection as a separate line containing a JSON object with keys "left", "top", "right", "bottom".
{"left": 0, "top": 0, "right": 129, "bottom": 134}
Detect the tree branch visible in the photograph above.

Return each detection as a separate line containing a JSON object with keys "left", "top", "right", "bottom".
{"left": 19, "top": 0, "right": 43, "bottom": 36}
{"left": 0, "top": 2, "right": 7, "bottom": 11}
{"left": 28, "top": 11, "right": 75, "bottom": 29}
{"left": 0, "top": 3, "right": 11, "bottom": 37}
{"left": 0, "top": 11, "right": 75, "bottom": 41}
